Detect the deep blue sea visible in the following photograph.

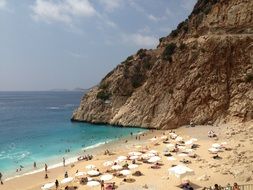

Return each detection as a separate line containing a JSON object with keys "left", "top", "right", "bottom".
{"left": 0, "top": 91, "right": 145, "bottom": 178}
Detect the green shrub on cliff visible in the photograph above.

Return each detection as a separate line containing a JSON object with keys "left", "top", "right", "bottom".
{"left": 131, "top": 74, "right": 144, "bottom": 88}
{"left": 97, "top": 90, "right": 111, "bottom": 101}
{"left": 179, "top": 43, "right": 187, "bottom": 50}
{"left": 245, "top": 73, "right": 253, "bottom": 83}
{"left": 137, "top": 49, "right": 147, "bottom": 59}
{"left": 126, "top": 55, "right": 134, "bottom": 62}
{"left": 162, "top": 43, "right": 177, "bottom": 61}
{"left": 99, "top": 82, "right": 109, "bottom": 90}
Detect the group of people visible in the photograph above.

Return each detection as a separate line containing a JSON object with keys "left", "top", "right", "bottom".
{"left": 181, "top": 182, "right": 194, "bottom": 190}
{"left": 208, "top": 130, "right": 217, "bottom": 138}
{"left": 15, "top": 165, "right": 24, "bottom": 172}
{"left": 77, "top": 154, "right": 93, "bottom": 161}
{"left": 104, "top": 149, "right": 111, "bottom": 155}
{"left": 202, "top": 183, "right": 241, "bottom": 190}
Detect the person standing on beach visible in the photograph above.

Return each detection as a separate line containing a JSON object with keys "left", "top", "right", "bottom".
{"left": 63, "top": 157, "right": 65, "bottom": 167}
{"left": 45, "top": 164, "right": 48, "bottom": 173}
{"left": 0, "top": 172, "right": 3, "bottom": 185}
{"left": 101, "top": 180, "right": 104, "bottom": 190}
{"left": 55, "top": 179, "right": 59, "bottom": 189}
{"left": 233, "top": 183, "right": 240, "bottom": 190}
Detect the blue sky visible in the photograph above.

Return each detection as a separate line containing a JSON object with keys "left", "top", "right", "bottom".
{"left": 0, "top": 0, "right": 196, "bottom": 91}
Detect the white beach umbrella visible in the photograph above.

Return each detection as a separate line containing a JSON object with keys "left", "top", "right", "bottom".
{"left": 60, "top": 177, "right": 74, "bottom": 185}
{"left": 103, "top": 161, "right": 114, "bottom": 167}
{"left": 169, "top": 165, "right": 195, "bottom": 178}
{"left": 149, "top": 150, "right": 158, "bottom": 154}
{"left": 141, "top": 154, "right": 150, "bottom": 160}
{"left": 208, "top": 147, "right": 219, "bottom": 154}
{"left": 87, "top": 170, "right": 100, "bottom": 177}
{"left": 166, "top": 143, "right": 175, "bottom": 147}
{"left": 128, "top": 164, "right": 139, "bottom": 170}
{"left": 150, "top": 137, "right": 157, "bottom": 141}
{"left": 175, "top": 136, "right": 183, "bottom": 142}
{"left": 142, "top": 153, "right": 155, "bottom": 159}
{"left": 117, "top": 156, "right": 127, "bottom": 161}
{"left": 185, "top": 140, "right": 193, "bottom": 145}
{"left": 167, "top": 157, "right": 176, "bottom": 161}
{"left": 190, "top": 138, "right": 198, "bottom": 142}
{"left": 169, "top": 133, "right": 178, "bottom": 139}
{"left": 161, "top": 135, "right": 168, "bottom": 139}
{"left": 178, "top": 146, "right": 186, "bottom": 151}
{"left": 120, "top": 169, "right": 131, "bottom": 176}
{"left": 75, "top": 171, "right": 86, "bottom": 177}
{"left": 184, "top": 149, "right": 193, "bottom": 153}
{"left": 212, "top": 143, "right": 221, "bottom": 149}
{"left": 166, "top": 143, "right": 175, "bottom": 148}
{"left": 41, "top": 182, "right": 55, "bottom": 190}
{"left": 178, "top": 153, "right": 188, "bottom": 157}
{"left": 87, "top": 181, "right": 100, "bottom": 187}
{"left": 148, "top": 156, "right": 161, "bottom": 163}
{"left": 128, "top": 151, "right": 142, "bottom": 156}
{"left": 86, "top": 164, "right": 96, "bottom": 170}
{"left": 100, "top": 174, "right": 113, "bottom": 181}
{"left": 129, "top": 155, "right": 139, "bottom": 160}
{"left": 111, "top": 165, "right": 123, "bottom": 171}
{"left": 134, "top": 145, "right": 142, "bottom": 149}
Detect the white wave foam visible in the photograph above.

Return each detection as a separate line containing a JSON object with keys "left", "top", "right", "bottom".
{"left": 47, "top": 107, "right": 60, "bottom": 110}
{"left": 0, "top": 151, "right": 30, "bottom": 160}
{"left": 5, "top": 140, "right": 113, "bottom": 181}
{"left": 82, "top": 140, "right": 112, "bottom": 151}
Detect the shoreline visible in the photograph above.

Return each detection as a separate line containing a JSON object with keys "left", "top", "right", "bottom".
{"left": 70, "top": 120, "right": 158, "bottom": 130}
{"left": 3, "top": 130, "right": 147, "bottom": 182}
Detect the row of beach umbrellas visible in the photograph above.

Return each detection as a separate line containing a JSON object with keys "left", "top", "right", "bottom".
{"left": 42, "top": 133, "right": 200, "bottom": 190}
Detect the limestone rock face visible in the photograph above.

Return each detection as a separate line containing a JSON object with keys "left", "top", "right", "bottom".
{"left": 72, "top": 0, "right": 253, "bottom": 129}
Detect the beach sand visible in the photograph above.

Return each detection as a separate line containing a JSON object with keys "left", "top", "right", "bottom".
{"left": 1, "top": 121, "right": 253, "bottom": 190}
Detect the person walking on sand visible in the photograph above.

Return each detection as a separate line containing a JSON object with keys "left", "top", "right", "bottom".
{"left": 55, "top": 179, "right": 59, "bottom": 189}
{"left": 101, "top": 180, "right": 104, "bottom": 190}
{"left": 45, "top": 164, "right": 48, "bottom": 173}
{"left": 63, "top": 157, "right": 65, "bottom": 167}
{"left": 0, "top": 172, "right": 3, "bottom": 185}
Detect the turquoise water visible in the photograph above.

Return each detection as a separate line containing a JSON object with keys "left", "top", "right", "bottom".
{"left": 0, "top": 91, "right": 146, "bottom": 178}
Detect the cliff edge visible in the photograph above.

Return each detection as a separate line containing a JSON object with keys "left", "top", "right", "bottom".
{"left": 72, "top": 0, "right": 253, "bottom": 129}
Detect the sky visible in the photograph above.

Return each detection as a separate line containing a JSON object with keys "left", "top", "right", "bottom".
{"left": 0, "top": 0, "right": 196, "bottom": 91}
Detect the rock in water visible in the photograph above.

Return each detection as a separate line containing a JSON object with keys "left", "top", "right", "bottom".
{"left": 72, "top": 0, "right": 253, "bottom": 129}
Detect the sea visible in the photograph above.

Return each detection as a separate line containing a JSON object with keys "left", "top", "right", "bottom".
{"left": 0, "top": 91, "right": 146, "bottom": 179}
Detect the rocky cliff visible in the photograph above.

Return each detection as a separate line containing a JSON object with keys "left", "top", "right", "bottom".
{"left": 72, "top": 0, "right": 253, "bottom": 129}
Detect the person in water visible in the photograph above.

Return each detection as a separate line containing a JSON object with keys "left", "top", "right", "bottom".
{"left": 0, "top": 172, "right": 3, "bottom": 185}
{"left": 45, "top": 164, "right": 48, "bottom": 172}
{"left": 63, "top": 157, "right": 65, "bottom": 167}
{"left": 34, "top": 162, "right": 37, "bottom": 168}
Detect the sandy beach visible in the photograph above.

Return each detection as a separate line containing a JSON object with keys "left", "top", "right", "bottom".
{"left": 1, "top": 121, "right": 253, "bottom": 190}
